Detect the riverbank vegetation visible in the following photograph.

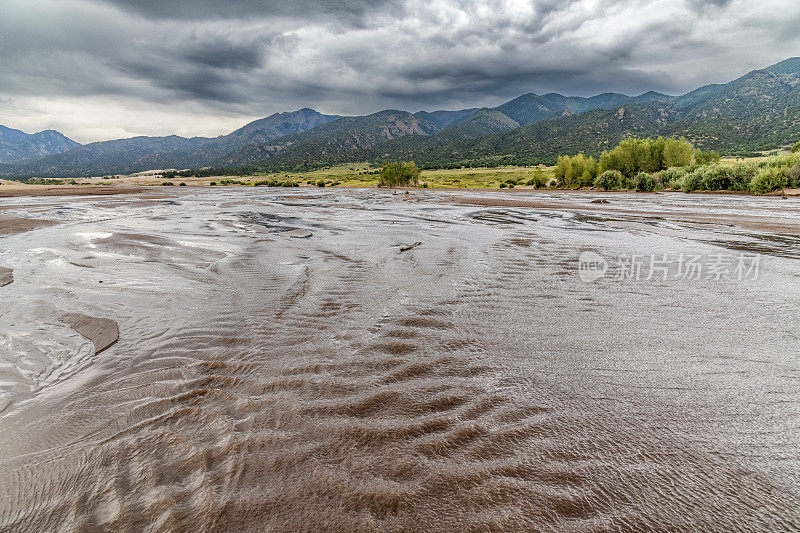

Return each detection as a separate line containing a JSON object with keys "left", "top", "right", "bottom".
{"left": 379, "top": 162, "right": 421, "bottom": 187}
{"left": 553, "top": 137, "right": 719, "bottom": 186}
{"left": 39, "top": 137, "right": 797, "bottom": 194}
{"left": 147, "top": 146, "right": 799, "bottom": 193}
{"left": 553, "top": 137, "right": 798, "bottom": 194}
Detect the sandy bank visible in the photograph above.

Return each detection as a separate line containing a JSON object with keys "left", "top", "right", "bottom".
{"left": 60, "top": 313, "right": 119, "bottom": 354}
{"left": 0, "top": 217, "right": 59, "bottom": 236}
{"left": 0, "top": 267, "right": 12, "bottom": 287}
{"left": 0, "top": 181, "right": 143, "bottom": 197}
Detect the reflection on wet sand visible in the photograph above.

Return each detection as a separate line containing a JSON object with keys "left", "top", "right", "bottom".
{"left": 1, "top": 189, "right": 799, "bottom": 531}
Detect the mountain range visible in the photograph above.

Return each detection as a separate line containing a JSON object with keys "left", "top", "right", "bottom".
{"left": 0, "top": 126, "right": 79, "bottom": 165}
{"left": 2, "top": 57, "right": 799, "bottom": 178}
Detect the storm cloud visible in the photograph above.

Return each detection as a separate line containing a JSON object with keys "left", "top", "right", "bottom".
{"left": 1, "top": 0, "right": 798, "bottom": 142}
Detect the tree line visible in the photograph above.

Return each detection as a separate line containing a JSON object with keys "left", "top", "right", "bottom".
{"left": 553, "top": 137, "right": 720, "bottom": 187}
{"left": 553, "top": 136, "right": 799, "bottom": 194}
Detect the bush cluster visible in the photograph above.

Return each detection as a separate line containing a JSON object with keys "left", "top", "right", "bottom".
{"left": 252, "top": 179, "right": 299, "bottom": 187}
{"left": 551, "top": 136, "right": 797, "bottom": 194}
{"left": 521, "top": 168, "right": 549, "bottom": 188}
{"left": 676, "top": 155, "right": 799, "bottom": 193}
{"left": 633, "top": 172, "right": 656, "bottom": 192}
{"left": 379, "top": 162, "right": 421, "bottom": 187}
{"left": 594, "top": 170, "right": 629, "bottom": 191}
{"left": 598, "top": 137, "right": 718, "bottom": 178}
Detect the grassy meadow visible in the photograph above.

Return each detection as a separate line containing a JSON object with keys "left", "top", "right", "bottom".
{"left": 131, "top": 163, "right": 558, "bottom": 189}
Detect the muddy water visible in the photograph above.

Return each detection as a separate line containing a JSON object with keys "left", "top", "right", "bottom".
{"left": 1, "top": 188, "right": 799, "bottom": 531}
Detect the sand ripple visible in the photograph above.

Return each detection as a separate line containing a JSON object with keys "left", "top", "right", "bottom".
{"left": 1, "top": 188, "right": 799, "bottom": 531}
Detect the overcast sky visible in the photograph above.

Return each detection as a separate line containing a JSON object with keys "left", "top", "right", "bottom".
{"left": 1, "top": 0, "right": 799, "bottom": 143}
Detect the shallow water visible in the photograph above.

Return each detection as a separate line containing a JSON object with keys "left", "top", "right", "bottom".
{"left": 1, "top": 188, "right": 799, "bottom": 531}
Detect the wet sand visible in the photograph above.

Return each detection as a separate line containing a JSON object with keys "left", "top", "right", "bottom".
{"left": 447, "top": 194, "right": 800, "bottom": 235}
{"left": 0, "top": 182, "right": 143, "bottom": 197}
{"left": 60, "top": 313, "right": 119, "bottom": 354}
{"left": 0, "top": 217, "right": 59, "bottom": 236}
{"left": 0, "top": 267, "right": 12, "bottom": 287}
{"left": 0, "top": 188, "right": 799, "bottom": 531}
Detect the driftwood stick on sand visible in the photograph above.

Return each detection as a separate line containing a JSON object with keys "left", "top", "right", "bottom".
{"left": 0, "top": 267, "right": 12, "bottom": 287}
{"left": 61, "top": 313, "right": 119, "bottom": 354}
{"left": 400, "top": 242, "right": 422, "bottom": 252}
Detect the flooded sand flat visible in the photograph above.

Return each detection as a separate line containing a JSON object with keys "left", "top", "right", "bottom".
{"left": 0, "top": 188, "right": 799, "bottom": 531}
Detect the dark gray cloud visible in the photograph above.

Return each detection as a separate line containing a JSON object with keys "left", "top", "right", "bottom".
{"left": 688, "top": 0, "right": 734, "bottom": 11}
{"left": 89, "top": 0, "right": 405, "bottom": 24}
{"left": 182, "top": 39, "right": 265, "bottom": 71}
{"left": 0, "top": 0, "right": 798, "bottom": 142}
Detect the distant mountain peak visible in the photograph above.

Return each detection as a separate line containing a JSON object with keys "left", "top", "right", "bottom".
{"left": 0, "top": 125, "right": 79, "bottom": 164}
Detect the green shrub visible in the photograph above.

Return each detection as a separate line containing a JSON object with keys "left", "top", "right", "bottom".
{"left": 750, "top": 167, "right": 787, "bottom": 193}
{"left": 698, "top": 166, "right": 731, "bottom": 190}
{"left": 653, "top": 168, "right": 685, "bottom": 190}
{"left": 161, "top": 181, "right": 174, "bottom": 186}
{"left": 792, "top": 141, "right": 800, "bottom": 153}
{"left": 525, "top": 168, "right": 549, "bottom": 188}
{"left": 594, "top": 170, "right": 626, "bottom": 190}
{"left": 499, "top": 182, "right": 507, "bottom": 188}
{"left": 633, "top": 172, "right": 655, "bottom": 192}
{"left": 316, "top": 180, "right": 326, "bottom": 187}
{"left": 727, "top": 163, "right": 756, "bottom": 191}
{"left": 210, "top": 181, "right": 217, "bottom": 186}
{"left": 179, "top": 182, "right": 186, "bottom": 186}
{"left": 379, "top": 161, "right": 421, "bottom": 187}
{"left": 786, "top": 165, "right": 800, "bottom": 188}
{"left": 682, "top": 169, "right": 704, "bottom": 192}
{"left": 251, "top": 179, "right": 298, "bottom": 187}
{"left": 667, "top": 177, "right": 684, "bottom": 190}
